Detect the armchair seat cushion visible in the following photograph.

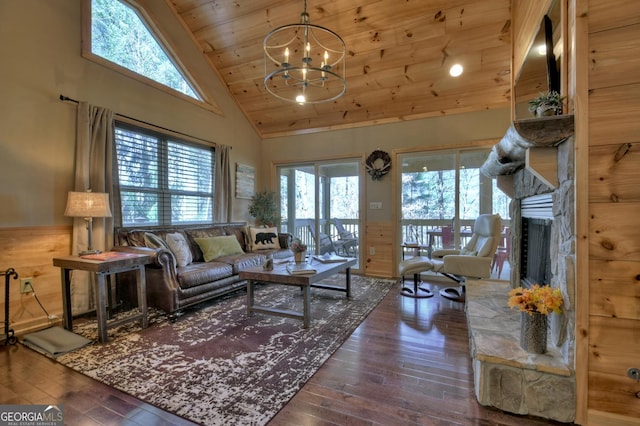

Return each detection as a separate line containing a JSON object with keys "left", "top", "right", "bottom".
{"left": 433, "top": 256, "right": 492, "bottom": 279}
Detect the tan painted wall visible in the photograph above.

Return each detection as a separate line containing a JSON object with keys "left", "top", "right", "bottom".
{"left": 0, "top": 0, "right": 261, "bottom": 334}
{"left": 0, "top": 0, "right": 262, "bottom": 228}
{"left": 262, "top": 108, "right": 511, "bottom": 222}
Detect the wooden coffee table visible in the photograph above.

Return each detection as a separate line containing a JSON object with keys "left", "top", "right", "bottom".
{"left": 239, "top": 257, "right": 357, "bottom": 328}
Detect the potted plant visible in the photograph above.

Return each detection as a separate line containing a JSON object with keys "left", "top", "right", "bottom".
{"left": 528, "top": 91, "right": 566, "bottom": 117}
{"left": 508, "top": 284, "right": 563, "bottom": 353}
{"left": 248, "top": 190, "right": 279, "bottom": 226}
{"left": 291, "top": 238, "right": 308, "bottom": 262}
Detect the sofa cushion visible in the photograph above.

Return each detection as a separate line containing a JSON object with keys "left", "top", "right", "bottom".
{"left": 165, "top": 232, "right": 193, "bottom": 267}
{"left": 248, "top": 226, "right": 280, "bottom": 251}
{"left": 215, "top": 252, "right": 267, "bottom": 274}
{"left": 177, "top": 261, "right": 234, "bottom": 289}
{"left": 223, "top": 225, "right": 248, "bottom": 252}
{"left": 195, "top": 236, "right": 244, "bottom": 262}
{"left": 143, "top": 232, "right": 178, "bottom": 273}
{"left": 143, "top": 232, "right": 169, "bottom": 250}
{"left": 126, "top": 228, "right": 181, "bottom": 248}
{"left": 183, "top": 226, "right": 227, "bottom": 262}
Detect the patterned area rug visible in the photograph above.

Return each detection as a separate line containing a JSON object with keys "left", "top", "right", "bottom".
{"left": 56, "top": 274, "right": 395, "bottom": 425}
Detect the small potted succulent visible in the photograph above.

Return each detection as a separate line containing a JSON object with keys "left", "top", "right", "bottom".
{"left": 528, "top": 91, "right": 566, "bottom": 117}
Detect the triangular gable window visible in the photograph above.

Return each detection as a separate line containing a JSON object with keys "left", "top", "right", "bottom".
{"left": 85, "top": 0, "right": 211, "bottom": 107}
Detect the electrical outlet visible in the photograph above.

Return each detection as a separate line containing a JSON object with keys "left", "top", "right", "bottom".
{"left": 20, "top": 278, "right": 34, "bottom": 294}
{"left": 369, "top": 246, "right": 375, "bottom": 255}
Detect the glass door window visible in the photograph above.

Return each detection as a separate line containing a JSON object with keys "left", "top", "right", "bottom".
{"left": 399, "top": 149, "right": 510, "bottom": 256}
{"left": 277, "top": 159, "right": 362, "bottom": 270}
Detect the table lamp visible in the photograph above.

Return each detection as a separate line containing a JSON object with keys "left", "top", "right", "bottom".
{"left": 64, "top": 190, "right": 112, "bottom": 255}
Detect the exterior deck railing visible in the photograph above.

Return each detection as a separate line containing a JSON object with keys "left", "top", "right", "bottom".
{"left": 281, "top": 218, "right": 509, "bottom": 255}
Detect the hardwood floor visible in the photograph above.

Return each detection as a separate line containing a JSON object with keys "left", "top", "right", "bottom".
{"left": 1, "top": 277, "right": 566, "bottom": 425}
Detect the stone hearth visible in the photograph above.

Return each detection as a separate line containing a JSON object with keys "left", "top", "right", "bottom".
{"left": 465, "top": 280, "right": 575, "bottom": 422}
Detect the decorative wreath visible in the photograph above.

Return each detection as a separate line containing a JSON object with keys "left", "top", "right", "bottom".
{"left": 365, "top": 150, "right": 391, "bottom": 180}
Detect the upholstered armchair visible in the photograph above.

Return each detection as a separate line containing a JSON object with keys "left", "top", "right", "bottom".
{"left": 433, "top": 213, "right": 502, "bottom": 300}
{"left": 398, "top": 214, "right": 502, "bottom": 299}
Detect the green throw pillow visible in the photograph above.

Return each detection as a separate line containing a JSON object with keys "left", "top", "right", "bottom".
{"left": 195, "top": 236, "right": 244, "bottom": 262}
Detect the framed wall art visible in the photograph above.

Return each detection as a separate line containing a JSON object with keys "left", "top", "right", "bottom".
{"left": 235, "top": 163, "right": 255, "bottom": 199}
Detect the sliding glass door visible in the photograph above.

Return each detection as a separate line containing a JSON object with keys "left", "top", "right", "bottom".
{"left": 399, "top": 148, "right": 510, "bottom": 257}
{"left": 276, "top": 159, "right": 362, "bottom": 270}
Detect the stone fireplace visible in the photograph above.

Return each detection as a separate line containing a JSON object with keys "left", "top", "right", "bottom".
{"left": 509, "top": 136, "right": 576, "bottom": 361}
{"left": 468, "top": 118, "right": 576, "bottom": 422}
{"left": 520, "top": 194, "right": 553, "bottom": 287}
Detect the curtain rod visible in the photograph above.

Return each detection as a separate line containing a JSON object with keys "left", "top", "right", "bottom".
{"left": 59, "top": 94, "right": 225, "bottom": 148}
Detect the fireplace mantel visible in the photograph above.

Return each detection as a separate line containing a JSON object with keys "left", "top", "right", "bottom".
{"left": 480, "top": 115, "right": 575, "bottom": 192}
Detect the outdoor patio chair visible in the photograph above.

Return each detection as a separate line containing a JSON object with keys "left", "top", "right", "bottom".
{"left": 306, "top": 221, "right": 350, "bottom": 256}
{"left": 332, "top": 218, "right": 358, "bottom": 256}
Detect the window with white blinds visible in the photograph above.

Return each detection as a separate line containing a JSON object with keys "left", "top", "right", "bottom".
{"left": 114, "top": 122, "right": 215, "bottom": 226}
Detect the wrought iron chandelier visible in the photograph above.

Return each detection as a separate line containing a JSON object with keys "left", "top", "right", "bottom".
{"left": 263, "top": 0, "right": 346, "bottom": 104}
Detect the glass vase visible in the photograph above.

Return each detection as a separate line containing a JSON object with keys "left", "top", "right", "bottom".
{"left": 520, "top": 311, "right": 547, "bottom": 354}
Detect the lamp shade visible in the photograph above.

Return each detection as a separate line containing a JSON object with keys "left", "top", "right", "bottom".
{"left": 64, "top": 191, "right": 112, "bottom": 218}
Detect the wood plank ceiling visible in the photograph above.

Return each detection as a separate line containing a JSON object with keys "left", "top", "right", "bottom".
{"left": 168, "top": 0, "right": 512, "bottom": 138}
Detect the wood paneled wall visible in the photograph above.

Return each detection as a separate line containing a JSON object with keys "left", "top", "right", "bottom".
{"left": 586, "top": 0, "right": 640, "bottom": 422}
{"left": 0, "top": 227, "right": 70, "bottom": 336}
{"left": 512, "top": 0, "right": 553, "bottom": 77}
{"left": 364, "top": 221, "right": 395, "bottom": 278}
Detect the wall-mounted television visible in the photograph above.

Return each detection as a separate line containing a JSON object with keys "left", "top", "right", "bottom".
{"left": 542, "top": 15, "right": 560, "bottom": 95}
{"left": 514, "top": 3, "right": 562, "bottom": 119}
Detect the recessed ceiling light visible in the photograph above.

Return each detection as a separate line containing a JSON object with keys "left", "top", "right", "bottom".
{"left": 537, "top": 44, "right": 547, "bottom": 56}
{"left": 449, "top": 64, "right": 463, "bottom": 77}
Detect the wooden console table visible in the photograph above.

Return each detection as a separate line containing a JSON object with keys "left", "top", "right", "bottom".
{"left": 53, "top": 252, "right": 152, "bottom": 343}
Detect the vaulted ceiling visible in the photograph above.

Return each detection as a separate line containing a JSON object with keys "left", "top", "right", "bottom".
{"left": 168, "top": 0, "right": 512, "bottom": 138}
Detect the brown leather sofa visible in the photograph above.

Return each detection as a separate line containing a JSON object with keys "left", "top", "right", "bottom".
{"left": 113, "top": 223, "right": 292, "bottom": 318}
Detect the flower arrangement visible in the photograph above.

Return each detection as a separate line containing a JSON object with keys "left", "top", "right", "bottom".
{"left": 291, "top": 238, "right": 307, "bottom": 253}
{"left": 508, "top": 284, "right": 563, "bottom": 316}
